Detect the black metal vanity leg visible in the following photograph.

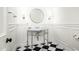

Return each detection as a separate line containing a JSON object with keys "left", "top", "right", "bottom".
{"left": 47, "top": 29, "right": 48, "bottom": 45}
{"left": 37, "top": 33, "right": 39, "bottom": 41}
{"left": 44, "top": 30, "right": 45, "bottom": 44}
{"left": 27, "top": 31, "right": 28, "bottom": 46}
{"left": 31, "top": 31, "right": 33, "bottom": 49}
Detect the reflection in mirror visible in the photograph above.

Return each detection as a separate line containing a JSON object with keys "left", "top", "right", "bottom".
{"left": 30, "top": 8, "right": 44, "bottom": 23}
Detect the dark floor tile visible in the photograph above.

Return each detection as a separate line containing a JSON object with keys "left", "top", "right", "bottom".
{"left": 16, "top": 47, "right": 21, "bottom": 51}
{"left": 50, "top": 44, "right": 57, "bottom": 48}
{"left": 16, "top": 50, "right": 20, "bottom": 51}
{"left": 42, "top": 45, "right": 49, "bottom": 49}
{"left": 33, "top": 47, "right": 41, "bottom": 51}
{"left": 55, "top": 48, "right": 64, "bottom": 51}
{"left": 23, "top": 48, "right": 32, "bottom": 51}
{"left": 33, "top": 44, "right": 38, "bottom": 47}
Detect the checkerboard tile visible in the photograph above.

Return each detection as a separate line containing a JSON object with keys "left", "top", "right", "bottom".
{"left": 16, "top": 42, "right": 64, "bottom": 51}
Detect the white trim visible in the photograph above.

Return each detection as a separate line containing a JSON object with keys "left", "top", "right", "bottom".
{"left": 9, "top": 27, "right": 16, "bottom": 32}
{"left": 53, "top": 24, "right": 79, "bottom": 31}
{"left": 0, "top": 33, "right": 6, "bottom": 38}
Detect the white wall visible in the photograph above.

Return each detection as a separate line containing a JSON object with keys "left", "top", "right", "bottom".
{"left": 53, "top": 7, "right": 79, "bottom": 50}
{"left": 0, "top": 7, "right": 7, "bottom": 51}
{"left": 0, "top": 8, "right": 4, "bottom": 34}
{"left": 0, "top": 7, "right": 7, "bottom": 36}
{"left": 53, "top": 7, "right": 79, "bottom": 24}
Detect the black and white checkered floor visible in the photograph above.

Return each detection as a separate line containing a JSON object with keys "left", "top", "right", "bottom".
{"left": 16, "top": 42, "right": 64, "bottom": 51}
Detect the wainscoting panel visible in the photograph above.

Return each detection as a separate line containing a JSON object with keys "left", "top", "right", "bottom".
{"left": 6, "top": 24, "right": 17, "bottom": 51}
{"left": 0, "top": 34, "right": 7, "bottom": 51}
{"left": 53, "top": 24, "right": 79, "bottom": 50}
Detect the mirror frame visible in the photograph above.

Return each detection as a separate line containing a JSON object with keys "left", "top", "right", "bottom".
{"left": 30, "top": 8, "right": 44, "bottom": 23}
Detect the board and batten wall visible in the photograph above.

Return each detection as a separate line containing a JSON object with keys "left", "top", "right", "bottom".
{"left": 53, "top": 7, "right": 79, "bottom": 50}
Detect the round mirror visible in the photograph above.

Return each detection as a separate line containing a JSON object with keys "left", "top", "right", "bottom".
{"left": 30, "top": 8, "right": 44, "bottom": 23}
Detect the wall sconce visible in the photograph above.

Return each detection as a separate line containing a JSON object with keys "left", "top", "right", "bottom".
{"left": 22, "top": 16, "right": 25, "bottom": 19}
{"left": 13, "top": 15, "right": 17, "bottom": 18}
{"left": 8, "top": 11, "right": 12, "bottom": 14}
{"left": 8, "top": 11, "right": 17, "bottom": 18}
{"left": 48, "top": 16, "right": 51, "bottom": 20}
